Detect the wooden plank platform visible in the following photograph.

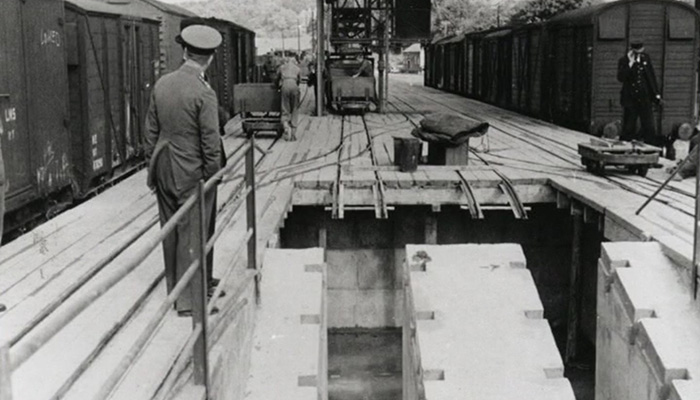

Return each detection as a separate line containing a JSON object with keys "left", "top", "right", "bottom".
{"left": 0, "top": 75, "right": 696, "bottom": 400}
{"left": 403, "top": 244, "right": 575, "bottom": 400}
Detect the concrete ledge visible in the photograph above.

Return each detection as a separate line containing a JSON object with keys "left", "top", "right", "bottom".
{"left": 403, "top": 244, "right": 574, "bottom": 400}
{"left": 597, "top": 242, "right": 700, "bottom": 400}
{"left": 245, "top": 248, "right": 327, "bottom": 400}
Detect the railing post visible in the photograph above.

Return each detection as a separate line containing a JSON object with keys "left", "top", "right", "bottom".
{"left": 0, "top": 345, "right": 12, "bottom": 400}
{"left": 193, "top": 180, "right": 209, "bottom": 393}
{"left": 246, "top": 136, "right": 259, "bottom": 304}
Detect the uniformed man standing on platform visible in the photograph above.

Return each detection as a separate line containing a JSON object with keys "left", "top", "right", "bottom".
{"left": 617, "top": 41, "right": 662, "bottom": 145}
{"left": 145, "top": 25, "right": 223, "bottom": 316}
{"left": 277, "top": 56, "right": 301, "bottom": 141}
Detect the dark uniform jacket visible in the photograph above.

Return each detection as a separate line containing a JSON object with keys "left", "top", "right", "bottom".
{"left": 617, "top": 52, "right": 660, "bottom": 107}
{"left": 145, "top": 61, "right": 222, "bottom": 194}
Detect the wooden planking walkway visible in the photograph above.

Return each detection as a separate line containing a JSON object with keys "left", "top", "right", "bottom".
{"left": 0, "top": 76, "right": 697, "bottom": 399}
{"left": 387, "top": 74, "right": 696, "bottom": 270}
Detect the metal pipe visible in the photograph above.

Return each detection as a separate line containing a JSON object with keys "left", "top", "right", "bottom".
{"left": 9, "top": 192, "right": 197, "bottom": 371}
{"left": 0, "top": 346, "right": 11, "bottom": 400}
{"left": 246, "top": 137, "right": 259, "bottom": 304}
{"left": 635, "top": 151, "right": 695, "bottom": 215}
{"left": 693, "top": 143, "right": 700, "bottom": 299}
{"left": 93, "top": 255, "right": 204, "bottom": 399}
{"left": 8, "top": 214, "right": 159, "bottom": 347}
{"left": 193, "top": 181, "right": 209, "bottom": 390}
{"left": 316, "top": 0, "right": 324, "bottom": 117}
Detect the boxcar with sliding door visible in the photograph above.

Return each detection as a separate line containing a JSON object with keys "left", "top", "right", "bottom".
{"left": 546, "top": 0, "right": 700, "bottom": 139}
{"left": 64, "top": 0, "right": 160, "bottom": 195}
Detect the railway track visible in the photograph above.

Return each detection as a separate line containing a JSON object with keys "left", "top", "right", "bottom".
{"left": 392, "top": 89, "right": 696, "bottom": 218}
{"left": 387, "top": 98, "right": 529, "bottom": 219}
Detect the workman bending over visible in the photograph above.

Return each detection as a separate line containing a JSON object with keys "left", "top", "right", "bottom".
{"left": 145, "top": 25, "right": 224, "bottom": 316}
{"left": 353, "top": 55, "right": 373, "bottom": 78}
{"left": 617, "top": 41, "right": 663, "bottom": 146}
{"left": 277, "top": 56, "right": 301, "bottom": 141}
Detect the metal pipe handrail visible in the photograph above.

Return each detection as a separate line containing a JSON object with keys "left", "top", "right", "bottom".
{"left": 94, "top": 254, "right": 206, "bottom": 400}
{"left": 8, "top": 192, "right": 198, "bottom": 371}
{"left": 2, "top": 137, "right": 258, "bottom": 400}
{"left": 7, "top": 214, "right": 159, "bottom": 347}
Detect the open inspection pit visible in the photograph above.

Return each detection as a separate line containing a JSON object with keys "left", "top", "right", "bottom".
{"left": 277, "top": 204, "right": 598, "bottom": 399}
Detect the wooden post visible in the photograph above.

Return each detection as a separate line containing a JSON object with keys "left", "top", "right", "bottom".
{"left": 378, "top": 7, "right": 389, "bottom": 113}
{"left": 383, "top": 2, "right": 390, "bottom": 110}
{"left": 693, "top": 143, "right": 700, "bottom": 299}
{"left": 193, "top": 181, "right": 209, "bottom": 392}
{"left": 565, "top": 203, "right": 583, "bottom": 364}
{"left": 246, "top": 136, "right": 259, "bottom": 303}
{"left": 0, "top": 346, "right": 12, "bottom": 400}
{"left": 425, "top": 213, "right": 437, "bottom": 245}
{"left": 316, "top": 0, "right": 324, "bottom": 117}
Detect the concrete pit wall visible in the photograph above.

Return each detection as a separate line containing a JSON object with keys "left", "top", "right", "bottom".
{"left": 280, "top": 205, "right": 587, "bottom": 334}
{"left": 596, "top": 242, "right": 700, "bottom": 400}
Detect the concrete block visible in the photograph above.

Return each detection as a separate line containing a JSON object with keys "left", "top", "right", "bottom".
{"left": 326, "top": 251, "right": 358, "bottom": 289}
{"left": 405, "top": 244, "right": 574, "bottom": 400}
{"left": 355, "top": 249, "right": 396, "bottom": 290}
{"left": 245, "top": 248, "right": 326, "bottom": 400}
{"left": 596, "top": 242, "right": 700, "bottom": 400}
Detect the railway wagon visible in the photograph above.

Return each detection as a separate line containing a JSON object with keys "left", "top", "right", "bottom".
{"left": 65, "top": 0, "right": 160, "bottom": 195}
{"left": 509, "top": 23, "right": 545, "bottom": 116}
{"left": 327, "top": 54, "right": 377, "bottom": 112}
{"left": 0, "top": 0, "right": 73, "bottom": 229}
{"left": 426, "top": 0, "right": 700, "bottom": 143}
{"left": 544, "top": 0, "right": 699, "bottom": 139}
{"left": 181, "top": 17, "right": 257, "bottom": 116}
{"left": 425, "top": 35, "right": 451, "bottom": 90}
{"left": 96, "top": 0, "right": 197, "bottom": 75}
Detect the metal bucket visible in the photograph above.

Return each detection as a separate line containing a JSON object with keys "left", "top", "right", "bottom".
{"left": 393, "top": 137, "right": 422, "bottom": 172}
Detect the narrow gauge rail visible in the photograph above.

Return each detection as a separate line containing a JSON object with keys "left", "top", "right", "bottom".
{"left": 392, "top": 88, "right": 697, "bottom": 218}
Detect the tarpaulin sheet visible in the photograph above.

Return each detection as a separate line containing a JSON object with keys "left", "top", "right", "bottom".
{"left": 411, "top": 112, "right": 489, "bottom": 147}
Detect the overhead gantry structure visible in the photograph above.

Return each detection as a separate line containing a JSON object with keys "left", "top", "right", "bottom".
{"left": 315, "top": 0, "right": 431, "bottom": 114}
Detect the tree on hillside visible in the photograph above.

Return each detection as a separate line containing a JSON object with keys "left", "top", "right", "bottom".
{"left": 509, "top": 0, "right": 602, "bottom": 25}
{"left": 262, "top": 6, "right": 300, "bottom": 37}
{"left": 432, "top": 0, "right": 502, "bottom": 37}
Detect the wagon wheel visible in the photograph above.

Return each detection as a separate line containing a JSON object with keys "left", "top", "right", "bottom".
{"left": 636, "top": 166, "right": 649, "bottom": 177}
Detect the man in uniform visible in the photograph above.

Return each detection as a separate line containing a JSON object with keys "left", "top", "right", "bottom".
{"left": 145, "top": 25, "right": 223, "bottom": 316}
{"left": 617, "top": 41, "right": 663, "bottom": 145}
{"left": 277, "top": 56, "right": 301, "bottom": 141}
